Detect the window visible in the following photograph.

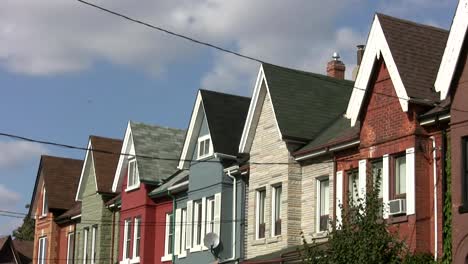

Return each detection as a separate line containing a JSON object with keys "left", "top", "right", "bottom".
{"left": 67, "top": 232, "right": 75, "bottom": 264}
{"left": 347, "top": 170, "right": 359, "bottom": 204}
{"left": 91, "top": 226, "right": 97, "bottom": 264}
{"left": 163, "top": 213, "right": 174, "bottom": 258}
{"left": 206, "top": 197, "right": 215, "bottom": 234}
{"left": 122, "top": 219, "right": 131, "bottom": 260}
{"left": 317, "top": 178, "right": 330, "bottom": 232}
{"left": 83, "top": 228, "right": 89, "bottom": 264}
{"left": 41, "top": 187, "right": 48, "bottom": 217}
{"left": 271, "top": 185, "right": 282, "bottom": 236}
{"left": 394, "top": 155, "right": 406, "bottom": 197}
{"left": 133, "top": 217, "right": 141, "bottom": 259}
{"left": 127, "top": 159, "right": 139, "bottom": 189}
{"left": 38, "top": 236, "right": 47, "bottom": 264}
{"left": 462, "top": 137, "right": 468, "bottom": 207}
{"left": 372, "top": 160, "right": 383, "bottom": 199}
{"left": 256, "top": 189, "right": 266, "bottom": 239}
{"left": 192, "top": 200, "right": 203, "bottom": 247}
{"left": 180, "top": 208, "right": 187, "bottom": 256}
{"left": 197, "top": 135, "right": 212, "bottom": 159}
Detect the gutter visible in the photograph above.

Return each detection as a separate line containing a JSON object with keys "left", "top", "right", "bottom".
{"left": 215, "top": 153, "right": 238, "bottom": 160}
{"left": 420, "top": 113, "right": 451, "bottom": 126}
{"left": 222, "top": 165, "right": 240, "bottom": 264}
{"left": 430, "top": 136, "right": 438, "bottom": 260}
{"left": 168, "top": 181, "right": 189, "bottom": 193}
{"left": 295, "top": 140, "right": 360, "bottom": 161}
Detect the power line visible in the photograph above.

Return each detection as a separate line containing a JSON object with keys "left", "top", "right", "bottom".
{"left": 0, "top": 209, "right": 27, "bottom": 216}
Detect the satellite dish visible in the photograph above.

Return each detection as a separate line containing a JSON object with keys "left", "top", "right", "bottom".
{"left": 203, "top": 232, "right": 220, "bottom": 250}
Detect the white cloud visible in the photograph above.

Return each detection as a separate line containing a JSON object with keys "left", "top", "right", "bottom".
{"left": 0, "top": 184, "right": 21, "bottom": 208}
{"left": 0, "top": 141, "right": 47, "bottom": 168}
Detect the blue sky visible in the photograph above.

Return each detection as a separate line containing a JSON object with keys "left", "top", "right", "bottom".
{"left": 0, "top": 0, "right": 457, "bottom": 234}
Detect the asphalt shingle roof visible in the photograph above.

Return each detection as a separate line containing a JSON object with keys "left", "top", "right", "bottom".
{"left": 377, "top": 13, "right": 449, "bottom": 103}
{"left": 149, "top": 170, "right": 189, "bottom": 197}
{"left": 89, "top": 136, "right": 123, "bottom": 193}
{"left": 200, "top": 89, "right": 251, "bottom": 156}
{"left": 262, "top": 63, "right": 354, "bottom": 141}
{"left": 130, "top": 121, "right": 185, "bottom": 183}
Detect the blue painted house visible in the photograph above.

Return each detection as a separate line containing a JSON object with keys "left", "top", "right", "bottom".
{"left": 164, "top": 89, "right": 250, "bottom": 263}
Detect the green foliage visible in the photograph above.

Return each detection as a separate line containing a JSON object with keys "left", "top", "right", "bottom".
{"left": 302, "top": 172, "right": 435, "bottom": 264}
{"left": 12, "top": 216, "right": 35, "bottom": 241}
{"left": 442, "top": 134, "right": 452, "bottom": 264}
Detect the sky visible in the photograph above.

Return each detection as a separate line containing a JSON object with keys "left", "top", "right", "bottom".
{"left": 0, "top": 0, "right": 458, "bottom": 235}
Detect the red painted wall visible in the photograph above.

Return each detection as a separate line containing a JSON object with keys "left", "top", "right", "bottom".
{"left": 118, "top": 171, "right": 173, "bottom": 264}
{"left": 335, "top": 60, "right": 444, "bottom": 256}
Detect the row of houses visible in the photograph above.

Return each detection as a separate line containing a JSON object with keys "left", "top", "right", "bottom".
{"left": 28, "top": 2, "right": 468, "bottom": 264}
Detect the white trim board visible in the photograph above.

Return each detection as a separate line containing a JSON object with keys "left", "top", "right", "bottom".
{"left": 75, "top": 139, "right": 97, "bottom": 201}
{"left": 435, "top": 0, "right": 468, "bottom": 100}
{"left": 346, "top": 14, "right": 410, "bottom": 126}
{"left": 239, "top": 65, "right": 283, "bottom": 153}
{"left": 112, "top": 122, "right": 136, "bottom": 192}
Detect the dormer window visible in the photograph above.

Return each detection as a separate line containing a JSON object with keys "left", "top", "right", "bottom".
{"left": 126, "top": 159, "right": 140, "bottom": 190}
{"left": 197, "top": 135, "right": 212, "bottom": 160}
{"left": 41, "top": 186, "right": 48, "bottom": 217}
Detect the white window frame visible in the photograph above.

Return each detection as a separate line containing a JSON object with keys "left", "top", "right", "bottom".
{"left": 206, "top": 197, "right": 215, "bottom": 234}
{"left": 91, "top": 226, "right": 97, "bottom": 264}
{"left": 191, "top": 199, "right": 203, "bottom": 251}
{"left": 126, "top": 159, "right": 140, "bottom": 191}
{"left": 67, "top": 232, "right": 74, "bottom": 264}
{"left": 197, "top": 135, "right": 213, "bottom": 160}
{"left": 83, "top": 228, "right": 89, "bottom": 264}
{"left": 41, "top": 187, "right": 47, "bottom": 217}
{"left": 271, "top": 185, "right": 282, "bottom": 237}
{"left": 162, "top": 213, "right": 174, "bottom": 262}
{"left": 316, "top": 177, "right": 330, "bottom": 233}
{"left": 179, "top": 208, "right": 187, "bottom": 258}
{"left": 38, "top": 236, "right": 47, "bottom": 264}
{"left": 122, "top": 219, "right": 131, "bottom": 261}
{"left": 255, "top": 188, "right": 266, "bottom": 240}
{"left": 132, "top": 217, "right": 141, "bottom": 262}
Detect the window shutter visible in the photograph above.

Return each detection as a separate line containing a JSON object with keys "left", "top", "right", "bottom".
{"left": 201, "top": 197, "right": 207, "bottom": 249}
{"left": 214, "top": 193, "right": 222, "bottom": 236}
{"left": 174, "top": 209, "right": 181, "bottom": 255}
{"left": 383, "top": 154, "right": 390, "bottom": 219}
{"left": 335, "top": 171, "right": 343, "bottom": 226}
{"left": 358, "top": 159, "right": 367, "bottom": 199}
{"left": 406, "top": 148, "right": 415, "bottom": 215}
{"left": 186, "top": 201, "right": 193, "bottom": 249}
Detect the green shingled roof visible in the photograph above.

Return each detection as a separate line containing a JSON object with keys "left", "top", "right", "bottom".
{"left": 130, "top": 121, "right": 185, "bottom": 183}
{"left": 262, "top": 63, "right": 354, "bottom": 141}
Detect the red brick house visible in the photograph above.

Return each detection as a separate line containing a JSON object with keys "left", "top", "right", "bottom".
{"left": 29, "top": 155, "right": 83, "bottom": 264}
{"left": 111, "top": 121, "right": 185, "bottom": 264}
{"left": 433, "top": 0, "right": 468, "bottom": 262}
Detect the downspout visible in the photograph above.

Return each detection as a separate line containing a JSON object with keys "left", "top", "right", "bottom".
{"left": 441, "top": 129, "right": 447, "bottom": 255}
{"left": 222, "top": 169, "right": 237, "bottom": 263}
{"left": 430, "top": 136, "right": 438, "bottom": 260}
{"left": 168, "top": 190, "right": 176, "bottom": 263}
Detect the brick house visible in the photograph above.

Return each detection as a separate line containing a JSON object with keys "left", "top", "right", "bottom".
{"left": 332, "top": 13, "right": 449, "bottom": 258}
{"left": 239, "top": 62, "right": 354, "bottom": 261}
{"left": 432, "top": 0, "right": 468, "bottom": 261}
{"left": 111, "top": 121, "right": 185, "bottom": 264}
{"left": 29, "top": 155, "right": 83, "bottom": 264}
{"left": 0, "top": 235, "right": 33, "bottom": 264}
{"left": 74, "top": 136, "right": 122, "bottom": 264}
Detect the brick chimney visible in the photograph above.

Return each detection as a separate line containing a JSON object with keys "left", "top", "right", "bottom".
{"left": 352, "top": 45, "right": 365, "bottom": 80}
{"left": 327, "top": 52, "right": 345, "bottom": 79}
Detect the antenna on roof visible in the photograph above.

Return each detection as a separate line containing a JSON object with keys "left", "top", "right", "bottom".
{"left": 332, "top": 52, "right": 341, "bottom": 61}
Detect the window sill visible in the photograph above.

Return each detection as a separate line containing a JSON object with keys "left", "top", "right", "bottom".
{"left": 125, "top": 185, "right": 140, "bottom": 193}
{"left": 161, "top": 254, "right": 172, "bottom": 262}
{"left": 267, "top": 235, "right": 282, "bottom": 244}
{"left": 119, "top": 259, "right": 130, "bottom": 264}
{"left": 312, "top": 232, "right": 328, "bottom": 239}
{"left": 459, "top": 205, "right": 468, "bottom": 214}
{"left": 130, "top": 257, "right": 140, "bottom": 264}
{"left": 189, "top": 246, "right": 202, "bottom": 253}
{"left": 196, "top": 154, "right": 214, "bottom": 161}
{"left": 39, "top": 214, "right": 47, "bottom": 219}
{"left": 177, "top": 252, "right": 187, "bottom": 259}
{"left": 252, "top": 238, "right": 266, "bottom": 246}
{"left": 386, "top": 215, "right": 408, "bottom": 224}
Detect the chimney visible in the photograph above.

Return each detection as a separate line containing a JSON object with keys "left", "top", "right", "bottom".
{"left": 352, "top": 45, "right": 365, "bottom": 81}
{"left": 327, "top": 52, "right": 345, "bottom": 79}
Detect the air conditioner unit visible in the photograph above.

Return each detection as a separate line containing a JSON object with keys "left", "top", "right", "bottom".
{"left": 388, "top": 199, "right": 406, "bottom": 216}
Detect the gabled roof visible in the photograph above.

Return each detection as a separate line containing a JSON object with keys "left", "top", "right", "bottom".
{"left": 112, "top": 121, "right": 185, "bottom": 191}
{"left": 149, "top": 170, "right": 189, "bottom": 197}
{"left": 239, "top": 63, "right": 354, "bottom": 153}
{"left": 29, "top": 156, "right": 83, "bottom": 215}
{"left": 56, "top": 201, "right": 81, "bottom": 223}
{"left": 0, "top": 236, "right": 33, "bottom": 264}
{"left": 178, "top": 90, "right": 250, "bottom": 169}
{"left": 75, "top": 136, "right": 122, "bottom": 200}
{"left": 346, "top": 13, "right": 449, "bottom": 126}
{"left": 435, "top": 0, "right": 468, "bottom": 100}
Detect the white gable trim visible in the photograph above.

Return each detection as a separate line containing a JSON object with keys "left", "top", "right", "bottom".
{"left": 111, "top": 122, "right": 135, "bottom": 192}
{"left": 435, "top": 0, "right": 468, "bottom": 100}
{"left": 346, "top": 15, "right": 410, "bottom": 126}
{"left": 75, "top": 139, "right": 94, "bottom": 201}
{"left": 239, "top": 65, "right": 283, "bottom": 153}
{"left": 178, "top": 91, "right": 203, "bottom": 169}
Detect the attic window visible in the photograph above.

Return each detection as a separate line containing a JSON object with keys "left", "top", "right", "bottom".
{"left": 41, "top": 186, "right": 48, "bottom": 217}
{"left": 197, "top": 135, "right": 212, "bottom": 160}
{"left": 127, "top": 159, "right": 140, "bottom": 190}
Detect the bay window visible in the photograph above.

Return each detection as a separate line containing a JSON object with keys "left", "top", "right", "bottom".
{"left": 347, "top": 170, "right": 359, "bottom": 204}
{"left": 394, "top": 155, "right": 406, "bottom": 198}
{"left": 317, "top": 178, "right": 330, "bottom": 232}
{"left": 271, "top": 185, "right": 282, "bottom": 236}
{"left": 256, "top": 189, "right": 266, "bottom": 239}
{"left": 38, "top": 236, "right": 47, "bottom": 264}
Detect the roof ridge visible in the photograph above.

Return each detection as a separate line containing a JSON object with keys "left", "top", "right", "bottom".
{"left": 41, "top": 155, "right": 82, "bottom": 162}
{"left": 376, "top": 12, "right": 449, "bottom": 33}
{"left": 89, "top": 135, "right": 123, "bottom": 142}
{"left": 129, "top": 120, "right": 185, "bottom": 132}
{"left": 199, "top": 89, "right": 251, "bottom": 100}
{"left": 262, "top": 63, "right": 355, "bottom": 85}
